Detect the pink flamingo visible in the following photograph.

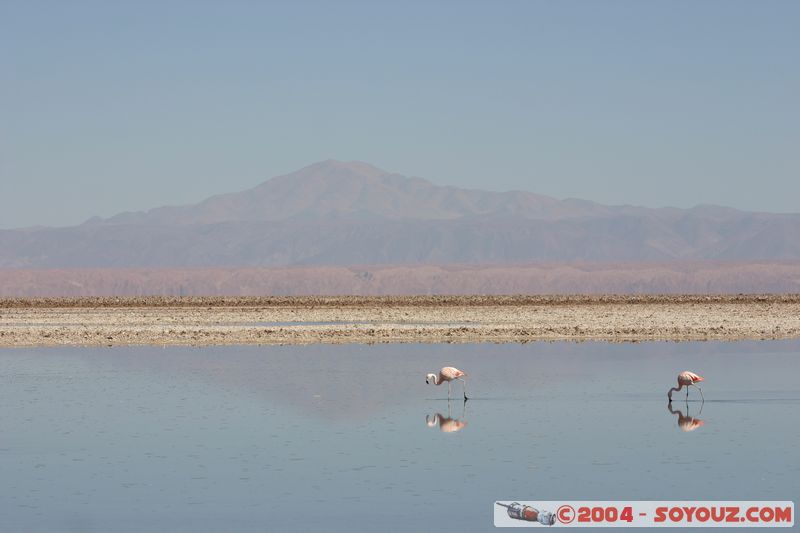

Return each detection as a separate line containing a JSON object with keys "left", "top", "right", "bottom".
{"left": 668, "top": 371, "right": 705, "bottom": 403}
{"left": 426, "top": 366, "right": 468, "bottom": 400}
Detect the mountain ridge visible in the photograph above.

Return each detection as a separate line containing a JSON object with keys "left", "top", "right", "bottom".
{"left": 76, "top": 160, "right": 768, "bottom": 228}
{"left": 3, "top": 159, "right": 800, "bottom": 268}
{"left": 84, "top": 160, "right": 644, "bottom": 226}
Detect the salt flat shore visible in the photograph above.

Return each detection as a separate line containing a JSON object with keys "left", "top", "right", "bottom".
{"left": 1, "top": 295, "right": 799, "bottom": 347}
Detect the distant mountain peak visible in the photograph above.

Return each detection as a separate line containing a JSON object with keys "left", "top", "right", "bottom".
{"left": 90, "top": 159, "right": 600, "bottom": 227}
{"left": 302, "top": 159, "right": 390, "bottom": 179}
{"left": 5, "top": 159, "right": 800, "bottom": 268}
{"left": 262, "top": 159, "right": 393, "bottom": 190}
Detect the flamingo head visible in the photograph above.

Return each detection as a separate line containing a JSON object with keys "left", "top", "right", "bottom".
{"left": 425, "top": 373, "right": 437, "bottom": 385}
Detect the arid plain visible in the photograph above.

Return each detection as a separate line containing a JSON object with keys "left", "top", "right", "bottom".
{"left": 2, "top": 295, "right": 799, "bottom": 347}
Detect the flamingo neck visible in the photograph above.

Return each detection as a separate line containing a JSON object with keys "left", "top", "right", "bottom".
{"left": 668, "top": 385, "right": 683, "bottom": 400}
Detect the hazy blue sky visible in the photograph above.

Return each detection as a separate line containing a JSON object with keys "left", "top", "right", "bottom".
{"left": 2, "top": 1, "right": 798, "bottom": 228}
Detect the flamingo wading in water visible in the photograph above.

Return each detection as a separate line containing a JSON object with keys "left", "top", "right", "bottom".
{"left": 426, "top": 366, "right": 468, "bottom": 400}
{"left": 668, "top": 371, "right": 705, "bottom": 403}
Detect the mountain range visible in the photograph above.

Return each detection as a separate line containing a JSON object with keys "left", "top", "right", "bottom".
{"left": 2, "top": 159, "right": 800, "bottom": 268}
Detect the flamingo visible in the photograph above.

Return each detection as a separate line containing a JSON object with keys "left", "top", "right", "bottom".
{"left": 667, "top": 371, "right": 705, "bottom": 403}
{"left": 426, "top": 366, "right": 468, "bottom": 400}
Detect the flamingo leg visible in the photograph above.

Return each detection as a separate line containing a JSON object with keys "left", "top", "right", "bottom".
{"left": 694, "top": 385, "right": 704, "bottom": 402}
{"left": 448, "top": 381, "right": 452, "bottom": 400}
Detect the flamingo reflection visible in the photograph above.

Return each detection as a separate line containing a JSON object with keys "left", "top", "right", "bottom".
{"left": 426, "top": 399, "right": 468, "bottom": 433}
{"left": 667, "top": 400, "right": 705, "bottom": 432}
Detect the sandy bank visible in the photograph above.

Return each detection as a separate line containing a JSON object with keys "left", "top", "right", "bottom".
{"left": 1, "top": 295, "right": 799, "bottom": 347}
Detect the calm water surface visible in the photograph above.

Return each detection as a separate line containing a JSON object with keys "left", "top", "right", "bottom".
{"left": 1, "top": 341, "right": 798, "bottom": 532}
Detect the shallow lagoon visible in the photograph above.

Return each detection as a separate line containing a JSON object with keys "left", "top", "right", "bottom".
{"left": 1, "top": 341, "right": 798, "bottom": 532}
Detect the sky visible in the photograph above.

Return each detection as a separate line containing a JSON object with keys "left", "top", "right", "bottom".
{"left": 1, "top": 0, "right": 798, "bottom": 228}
